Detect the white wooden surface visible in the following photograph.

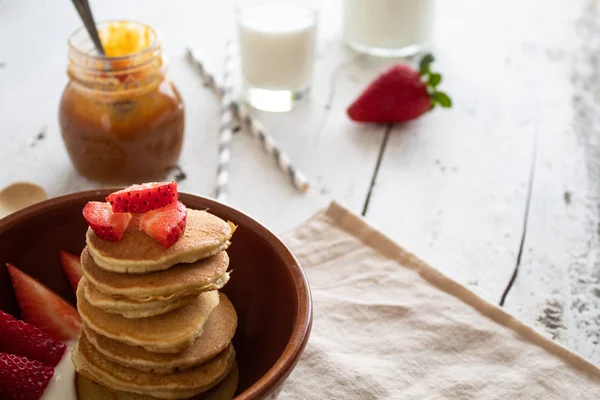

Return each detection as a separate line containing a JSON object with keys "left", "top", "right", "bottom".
{"left": 0, "top": 0, "right": 598, "bottom": 366}
{"left": 367, "top": 0, "right": 539, "bottom": 303}
{"left": 501, "top": 0, "right": 600, "bottom": 365}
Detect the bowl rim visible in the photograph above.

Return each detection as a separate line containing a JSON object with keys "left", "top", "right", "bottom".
{"left": 0, "top": 189, "right": 313, "bottom": 400}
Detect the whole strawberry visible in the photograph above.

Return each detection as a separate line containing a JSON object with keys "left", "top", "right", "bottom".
{"left": 347, "top": 54, "right": 451, "bottom": 123}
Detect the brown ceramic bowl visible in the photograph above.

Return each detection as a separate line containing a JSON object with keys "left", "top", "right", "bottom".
{"left": 0, "top": 190, "right": 312, "bottom": 400}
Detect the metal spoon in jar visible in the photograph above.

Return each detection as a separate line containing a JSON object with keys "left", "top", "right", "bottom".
{"left": 0, "top": 182, "right": 48, "bottom": 219}
{"left": 70, "top": 0, "right": 105, "bottom": 56}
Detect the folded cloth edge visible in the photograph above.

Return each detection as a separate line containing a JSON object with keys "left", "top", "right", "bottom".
{"left": 316, "top": 200, "right": 600, "bottom": 379}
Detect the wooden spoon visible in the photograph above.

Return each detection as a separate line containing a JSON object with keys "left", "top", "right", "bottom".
{"left": 0, "top": 182, "right": 48, "bottom": 219}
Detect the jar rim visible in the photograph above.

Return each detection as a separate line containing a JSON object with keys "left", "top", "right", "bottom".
{"left": 67, "top": 20, "right": 160, "bottom": 63}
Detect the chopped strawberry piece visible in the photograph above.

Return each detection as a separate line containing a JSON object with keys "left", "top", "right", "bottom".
{"left": 6, "top": 264, "right": 82, "bottom": 342}
{"left": 59, "top": 250, "right": 83, "bottom": 293}
{"left": 139, "top": 201, "right": 187, "bottom": 248}
{"left": 0, "top": 311, "right": 66, "bottom": 367}
{"left": 0, "top": 353, "right": 54, "bottom": 400}
{"left": 107, "top": 182, "right": 178, "bottom": 213}
{"left": 82, "top": 201, "right": 132, "bottom": 242}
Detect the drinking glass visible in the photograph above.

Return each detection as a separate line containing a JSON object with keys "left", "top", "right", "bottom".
{"left": 342, "top": 0, "right": 435, "bottom": 57}
{"left": 236, "top": 0, "right": 318, "bottom": 112}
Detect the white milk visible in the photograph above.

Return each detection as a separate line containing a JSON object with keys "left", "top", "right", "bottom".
{"left": 343, "top": 0, "right": 435, "bottom": 56}
{"left": 41, "top": 342, "right": 77, "bottom": 400}
{"left": 237, "top": 3, "right": 317, "bottom": 91}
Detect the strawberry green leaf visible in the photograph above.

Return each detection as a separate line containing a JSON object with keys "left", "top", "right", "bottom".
{"left": 432, "top": 92, "right": 452, "bottom": 108}
{"left": 419, "top": 53, "right": 435, "bottom": 76}
{"left": 428, "top": 73, "right": 442, "bottom": 88}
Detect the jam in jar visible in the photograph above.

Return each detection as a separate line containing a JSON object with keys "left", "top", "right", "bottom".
{"left": 59, "top": 21, "right": 185, "bottom": 183}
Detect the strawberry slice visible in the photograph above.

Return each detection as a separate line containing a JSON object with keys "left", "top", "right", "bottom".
{"left": 82, "top": 201, "right": 132, "bottom": 242}
{"left": 0, "top": 311, "right": 66, "bottom": 367}
{"left": 107, "top": 182, "right": 178, "bottom": 213}
{"left": 7, "top": 264, "right": 82, "bottom": 342}
{"left": 139, "top": 201, "right": 187, "bottom": 248}
{"left": 59, "top": 250, "right": 83, "bottom": 293}
{"left": 0, "top": 353, "right": 54, "bottom": 400}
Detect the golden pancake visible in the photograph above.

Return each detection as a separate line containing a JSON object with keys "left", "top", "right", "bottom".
{"left": 84, "top": 293, "right": 238, "bottom": 373}
{"left": 87, "top": 209, "right": 236, "bottom": 273}
{"left": 73, "top": 335, "right": 235, "bottom": 399}
{"left": 78, "top": 280, "right": 219, "bottom": 353}
{"left": 75, "top": 362, "right": 239, "bottom": 400}
{"left": 83, "top": 280, "right": 198, "bottom": 318}
{"left": 81, "top": 248, "right": 230, "bottom": 301}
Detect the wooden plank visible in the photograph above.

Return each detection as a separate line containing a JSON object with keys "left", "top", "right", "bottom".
{"left": 364, "top": 0, "right": 569, "bottom": 302}
{"left": 0, "top": 0, "right": 385, "bottom": 233}
{"left": 503, "top": 0, "right": 600, "bottom": 365}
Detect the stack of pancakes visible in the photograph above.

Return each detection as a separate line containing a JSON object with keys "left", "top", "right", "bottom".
{"left": 72, "top": 209, "right": 239, "bottom": 399}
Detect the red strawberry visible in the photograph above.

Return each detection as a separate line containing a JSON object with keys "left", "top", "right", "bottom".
{"left": 59, "top": 250, "right": 83, "bottom": 293}
{"left": 0, "top": 353, "right": 54, "bottom": 400}
{"left": 107, "top": 182, "right": 178, "bottom": 213}
{"left": 82, "top": 201, "right": 132, "bottom": 242}
{"left": 0, "top": 311, "right": 66, "bottom": 367}
{"left": 7, "top": 264, "right": 82, "bottom": 342}
{"left": 139, "top": 201, "right": 187, "bottom": 248}
{"left": 347, "top": 54, "right": 452, "bottom": 123}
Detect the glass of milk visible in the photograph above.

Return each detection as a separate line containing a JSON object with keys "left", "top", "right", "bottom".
{"left": 343, "top": 0, "right": 435, "bottom": 57}
{"left": 236, "top": 0, "right": 318, "bottom": 112}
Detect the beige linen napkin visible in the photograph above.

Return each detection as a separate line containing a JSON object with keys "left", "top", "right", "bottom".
{"left": 279, "top": 202, "right": 600, "bottom": 399}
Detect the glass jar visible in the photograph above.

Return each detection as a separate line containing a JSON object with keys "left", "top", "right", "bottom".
{"left": 59, "top": 21, "right": 185, "bottom": 184}
{"left": 342, "top": 0, "right": 435, "bottom": 57}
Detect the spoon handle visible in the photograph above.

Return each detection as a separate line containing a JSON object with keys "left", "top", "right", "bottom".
{"left": 70, "top": 0, "right": 105, "bottom": 56}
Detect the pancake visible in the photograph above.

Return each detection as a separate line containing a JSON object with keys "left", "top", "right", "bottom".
{"left": 73, "top": 335, "right": 235, "bottom": 399}
{"left": 81, "top": 248, "right": 230, "bottom": 301}
{"left": 75, "top": 362, "right": 239, "bottom": 400}
{"left": 87, "top": 209, "right": 236, "bottom": 274}
{"left": 78, "top": 280, "right": 220, "bottom": 353}
{"left": 83, "top": 280, "right": 199, "bottom": 318}
{"left": 84, "top": 293, "right": 238, "bottom": 373}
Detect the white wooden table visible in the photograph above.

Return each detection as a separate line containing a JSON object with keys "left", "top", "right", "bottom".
{"left": 1, "top": 0, "right": 599, "bottom": 365}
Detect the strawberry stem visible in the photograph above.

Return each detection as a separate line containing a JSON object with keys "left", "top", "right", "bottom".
{"left": 419, "top": 53, "right": 453, "bottom": 109}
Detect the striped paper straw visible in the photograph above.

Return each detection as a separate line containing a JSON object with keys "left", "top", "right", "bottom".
{"left": 215, "top": 42, "right": 235, "bottom": 203}
{"left": 185, "top": 48, "right": 223, "bottom": 96}
{"left": 185, "top": 48, "right": 310, "bottom": 193}
{"left": 232, "top": 102, "right": 309, "bottom": 192}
